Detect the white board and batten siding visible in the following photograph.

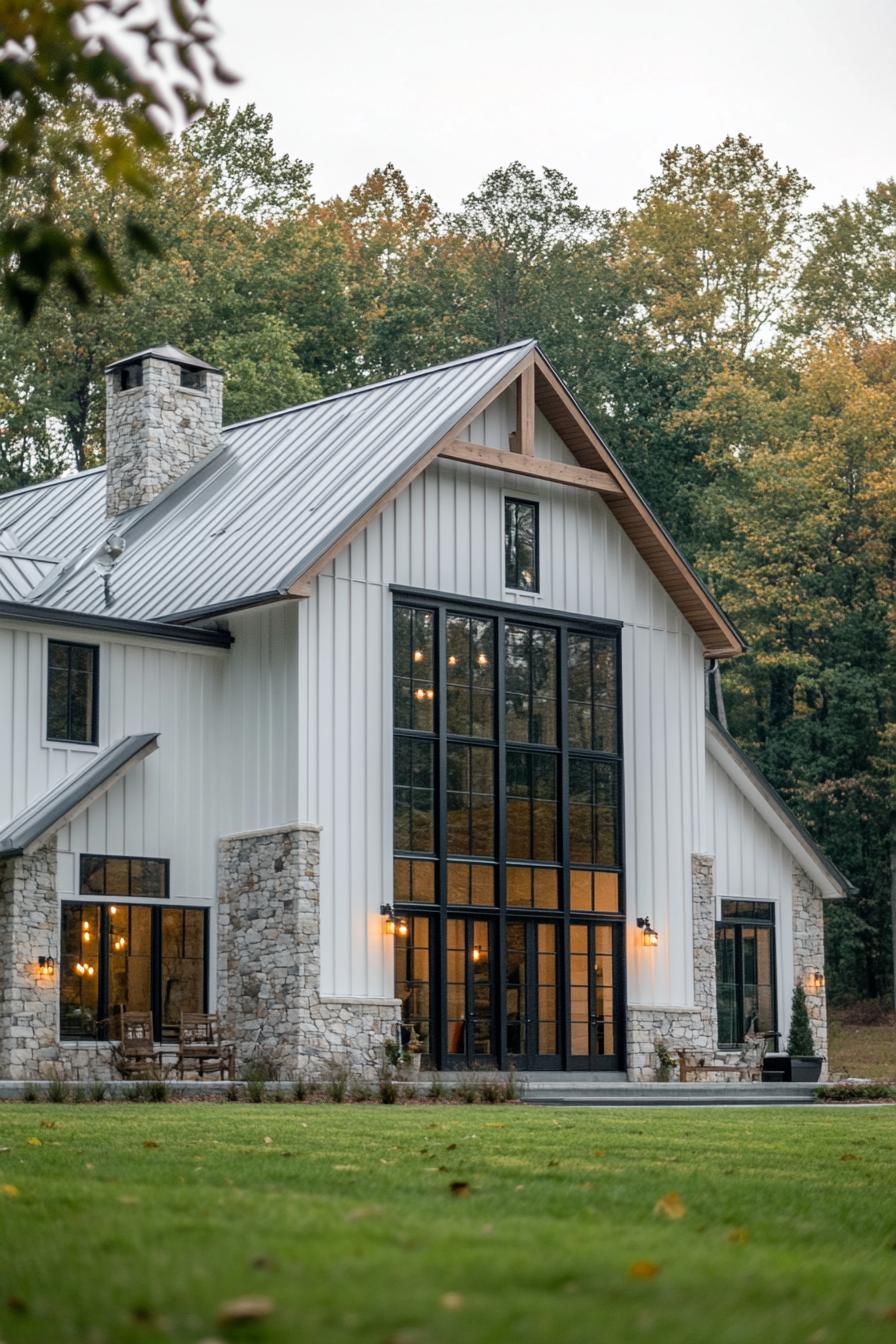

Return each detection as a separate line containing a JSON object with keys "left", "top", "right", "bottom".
{"left": 705, "top": 750, "right": 797, "bottom": 1035}
{"left": 298, "top": 395, "right": 708, "bottom": 1008}
{"left": 0, "top": 607, "right": 300, "bottom": 985}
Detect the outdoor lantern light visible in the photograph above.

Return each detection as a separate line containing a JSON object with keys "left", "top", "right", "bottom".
{"left": 37, "top": 956, "right": 55, "bottom": 977}
{"left": 381, "top": 905, "right": 409, "bottom": 937}
{"left": 636, "top": 917, "right": 659, "bottom": 948}
{"left": 808, "top": 969, "right": 826, "bottom": 992}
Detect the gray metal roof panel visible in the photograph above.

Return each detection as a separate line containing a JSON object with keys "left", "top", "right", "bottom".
{"left": 0, "top": 552, "right": 57, "bottom": 600}
{"left": 0, "top": 470, "right": 106, "bottom": 562}
{"left": 35, "top": 341, "right": 535, "bottom": 622}
{"left": 0, "top": 733, "right": 159, "bottom": 857}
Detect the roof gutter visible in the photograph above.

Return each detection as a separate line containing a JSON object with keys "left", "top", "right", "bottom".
{"left": 0, "top": 599, "right": 232, "bottom": 648}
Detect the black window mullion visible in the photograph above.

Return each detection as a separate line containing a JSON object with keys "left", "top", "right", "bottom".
{"left": 98, "top": 906, "right": 110, "bottom": 1039}
{"left": 558, "top": 624, "right": 572, "bottom": 1069}
{"left": 436, "top": 605, "right": 448, "bottom": 1070}
{"left": 151, "top": 907, "right": 163, "bottom": 1042}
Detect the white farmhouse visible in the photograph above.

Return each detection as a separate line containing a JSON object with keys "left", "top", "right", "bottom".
{"left": 0, "top": 342, "right": 851, "bottom": 1082}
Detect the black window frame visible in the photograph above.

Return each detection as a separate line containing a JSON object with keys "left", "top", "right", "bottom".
{"left": 60, "top": 898, "right": 209, "bottom": 1043}
{"left": 79, "top": 853, "right": 171, "bottom": 900}
{"left": 46, "top": 639, "right": 99, "bottom": 746}
{"left": 715, "top": 902, "right": 778, "bottom": 1049}
{"left": 391, "top": 588, "right": 625, "bottom": 1072}
{"left": 504, "top": 497, "right": 540, "bottom": 593}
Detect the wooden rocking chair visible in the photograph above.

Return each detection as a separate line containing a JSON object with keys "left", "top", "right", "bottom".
{"left": 110, "top": 1011, "right": 163, "bottom": 1079}
{"left": 174, "top": 1013, "right": 235, "bottom": 1080}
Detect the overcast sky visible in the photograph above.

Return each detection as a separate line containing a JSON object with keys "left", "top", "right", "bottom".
{"left": 210, "top": 0, "right": 894, "bottom": 213}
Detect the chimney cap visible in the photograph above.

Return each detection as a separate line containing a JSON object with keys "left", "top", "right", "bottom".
{"left": 105, "top": 344, "right": 222, "bottom": 375}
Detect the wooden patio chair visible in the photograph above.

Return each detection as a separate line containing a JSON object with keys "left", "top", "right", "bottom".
{"left": 175, "top": 1013, "right": 235, "bottom": 1080}
{"left": 110, "top": 1011, "right": 163, "bottom": 1079}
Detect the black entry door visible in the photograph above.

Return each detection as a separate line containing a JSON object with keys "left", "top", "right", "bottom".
{"left": 568, "top": 921, "right": 622, "bottom": 1070}
{"left": 505, "top": 919, "right": 562, "bottom": 1069}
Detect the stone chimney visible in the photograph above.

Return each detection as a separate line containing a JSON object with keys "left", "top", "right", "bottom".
{"left": 104, "top": 344, "right": 224, "bottom": 518}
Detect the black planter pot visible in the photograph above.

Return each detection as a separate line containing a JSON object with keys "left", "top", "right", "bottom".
{"left": 762, "top": 1053, "right": 790, "bottom": 1082}
{"left": 788, "top": 1056, "right": 823, "bottom": 1083}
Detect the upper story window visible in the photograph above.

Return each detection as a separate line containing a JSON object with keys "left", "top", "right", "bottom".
{"left": 47, "top": 640, "right": 98, "bottom": 745}
{"left": 504, "top": 499, "right": 539, "bottom": 592}
{"left": 80, "top": 854, "right": 169, "bottom": 899}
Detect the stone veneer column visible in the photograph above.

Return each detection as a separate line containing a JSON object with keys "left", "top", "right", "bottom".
{"left": 216, "top": 824, "right": 400, "bottom": 1079}
{"left": 626, "top": 854, "right": 719, "bottom": 1079}
{"left": 791, "top": 862, "right": 829, "bottom": 1075}
{"left": 0, "top": 843, "right": 61, "bottom": 1080}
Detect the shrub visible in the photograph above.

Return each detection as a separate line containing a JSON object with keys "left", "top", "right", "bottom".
{"left": 478, "top": 1077, "right": 502, "bottom": 1104}
{"left": 324, "top": 1063, "right": 351, "bottom": 1103}
{"left": 291, "top": 1077, "right": 309, "bottom": 1102}
{"left": 225, "top": 1082, "right": 242, "bottom": 1102}
{"left": 89, "top": 1081, "right": 108, "bottom": 1103}
{"left": 71, "top": 1085, "right": 87, "bottom": 1104}
{"left": 246, "top": 1079, "right": 268, "bottom": 1104}
{"left": 816, "top": 1083, "right": 896, "bottom": 1102}
{"left": 47, "top": 1077, "right": 69, "bottom": 1104}
{"left": 22, "top": 1082, "right": 39, "bottom": 1103}
{"left": 378, "top": 1067, "right": 398, "bottom": 1104}
{"left": 429, "top": 1077, "right": 446, "bottom": 1101}
{"left": 787, "top": 984, "right": 816, "bottom": 1057}
{"left": 655, "top": 1038, "right": 677, "bottom": 1082}
{"left": 456, "top": 1080, "right": 479, "bottom": 1104}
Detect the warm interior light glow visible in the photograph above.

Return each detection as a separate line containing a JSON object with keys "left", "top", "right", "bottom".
{"left": 82, "top": 920, "right": 90, "bottom": 931}
{"left": 414, "top": 688, "right": 426, "bottom": 701}
{"left": 447, "top": 655, "right": 458, "bottom": 667}
{"left": 413, "top": 649, "right": 424, "bottom": 663}
{"left": 476, "top": 652, "right": 489, "bottom": 668}
{"left": 472, "top": 944, "right": 483, "bottom": 963}
{"left": 82, "top": 930, "right": 91, "bottom": 943}
{"left": 110, "top": 905, "right": 117, "bottom": 915}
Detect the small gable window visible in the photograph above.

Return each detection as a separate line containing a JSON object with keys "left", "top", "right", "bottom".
{"left": 504, "top": 498, "right": 539, "bottom": 592}
{"left": 47, "top": 640, "right": 98, "bottom": 744}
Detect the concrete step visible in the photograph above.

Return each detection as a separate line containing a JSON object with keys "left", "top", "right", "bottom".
{"left": 523, "top": 1082, "right": 820, "bottom": 1107}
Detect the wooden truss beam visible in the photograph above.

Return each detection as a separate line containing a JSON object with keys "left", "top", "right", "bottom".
{"left": 439, "top": 440, "right": 625, "bottom": 497}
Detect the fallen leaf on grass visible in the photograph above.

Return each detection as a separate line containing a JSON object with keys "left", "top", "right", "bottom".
{"left": 118, "top": 1195, "right": 139, "bottom": 1206}
{"left": 216, "top": 1297, "right": 274, "bottom": 1326}
{"left": 514, "top": 1183, "right": 526, "bottom": 1191}
{"left": 440, "top": 1293, "right": 463, "bottom": 1311}
{"left": 727, "top": 1227, "right": 749, "bottom": 1244}
{"left": 5, "top": 1296, "right": 27, "bottom": 1313}
{"left": 628, "top": 1261, "right": 661, "bottom": 1280}
{"left": 593, "top": 1150, "right": 605, "bottom": 1158}
{"left": 449, "top": 1181, "right": 471, "bottom": 1197}
{"left": 333, "top": 1164, "right": 359, "bottom": 1172}
{"left": 263, "top": 1137, "right": 273, "bottom": 1147}
{"left": 346, "top": 1205, "right": 384, "bottom": 1222}
{"left": 26, "top": 1138, "right": 41, "bottom": 1147}
{"left": 1, "top": 1185, "right": 20, "bottom": 1198}
{"left": 654, "top": 1191, "right": 686, "bottom": 1220}
{"left": 840, "top": 1153, "right": 861, "bottom": 1162}
{"left": 143, "top": 1140, "right": 159, "bottom": 1149}
{"left": 39, "top": 1121, "right": 57, "bottom": 1130}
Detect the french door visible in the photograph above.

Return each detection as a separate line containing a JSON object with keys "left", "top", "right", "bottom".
{"left": 505, "top": 919, "right": 562, "bottom": 1070}
{"left": 392, "top": 592, "right": 626, "bottom": 1072}
{"left": 568, "top": 921, "right": 622, "bottom": 1070}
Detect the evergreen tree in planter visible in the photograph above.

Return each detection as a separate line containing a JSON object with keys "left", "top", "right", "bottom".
{"left": 786, "top": 984, "right": 822, "bottom": 1081}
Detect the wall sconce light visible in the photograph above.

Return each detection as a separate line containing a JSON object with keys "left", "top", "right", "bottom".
{"left": 381, "top": 905, "right": 409, "bottom": 937}
{"left": 36, "top": 956, "right": 55, "bottom": 977}
{"left": 636, "top": 917, "right": 659, "bottom": 948}
{"left": 807, "top": 969, "right": 826, "bottom": 992}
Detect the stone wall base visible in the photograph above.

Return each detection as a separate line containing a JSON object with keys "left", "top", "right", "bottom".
{"left": 216, "top": 824, "right": 399, "bottom": 1081}
{"left": 0, "top": 844, "right": 61, "bottom": 1081}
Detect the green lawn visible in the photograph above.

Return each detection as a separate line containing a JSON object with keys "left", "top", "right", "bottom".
{"left": 0, "top": 1103, "right": 894, "bottom": 1344}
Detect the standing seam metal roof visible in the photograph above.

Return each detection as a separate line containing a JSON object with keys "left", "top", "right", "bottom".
{"left": 30, "top": 341, "right": 535, "bottom": 622}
